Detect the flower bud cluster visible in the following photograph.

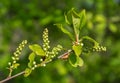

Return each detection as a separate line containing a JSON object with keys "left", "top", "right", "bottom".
{"left": 39, "top": 28, "right": 63, "bottom": 66}
{"left": 39, "top": 45, "right": 63, "bottom": 63}
{"left": 43, "top": 28, "right": 50, "bottom": 52}
{"left": 31, "top": 61, "right": 38, "bottom": 70}
{"left": 50, "top": 45, "right": 63, "bottom": 58}
{"left": 93, "top": 45, "right": 106, "bottom": 52}
{"left": 8, "top": 40, "right": 27, "bottom": 69}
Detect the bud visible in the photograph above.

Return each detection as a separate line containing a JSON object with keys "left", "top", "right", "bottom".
{"left": 81, "top": 43, "right": 84, "bottom": 46}
{"left": 32, "top": 67, "right": 35, "bottom": 70}
{"left": 33, "top": 61, "right": 36, "bottom": 65}
{"left": 12, "top": 57, "right": 15, "bottom": 60}
{"left": 43, "top": 64, "right": 46, "bottom": 67}
{"left": 40, "top": 59, "right": 43, "bottom": 62}
{"left": 8, "top": 62, "right": 11, "bottom": 65}
{"left": 13, "top": 61, "right": 16, "bottom": 63}
{"left": 22, "top": 40, "right": 27, "bottom": 44}
{"left": 16, "top": 58, "right": 19, "bottom": 60}
{"left": 34, "top": 65, "right": 37, "bottom": 68}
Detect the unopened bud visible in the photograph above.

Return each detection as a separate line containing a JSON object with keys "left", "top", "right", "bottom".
{"left": 8, "top": 62, "right": 11, "bottom": 65}
{"left": 33, "top": 61, "right": 36, "bottom": 65}
{"left": 40, "top": 59, "right": 43, "bottom": 62}
{"left": 43, "top": 64, "right": 46, "bottom": 67}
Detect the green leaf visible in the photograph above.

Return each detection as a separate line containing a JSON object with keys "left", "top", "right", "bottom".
{"left": 24, "top": 68, "right": 32, "bottom": 77}
{"left": 82, "top": 36, "right": 99, "bottom": 48}
{"left": 55, "top": 24, "right": 74, "bottom": 40}
{"left": 64, "top": 8, "right": 73, "bottom": 25}
{"left": 109, "top": 23, "right": 117, "bottom": 33}
{"left": 69, "top": 53, "right": 77, "bottom": 65}
{"left": 76, "top": 56, "right": 84, "bottom": 67}
{"left": 64, "top": 8, "right": 86, "bottom": 39}
{"left": 64, "top": 13, "right": 71, "bottom": 25}
{"left": 28, "top": 52, "right": 35, "bottom": 68}
{"left": 29, "top": 44, "right": 45, "bottom": 56}
{"left": 79, "top": 9, "right": 86, "bottom": 29}
{"left": 69, "top": 54, "right": 84, "bottom": 67}
{"left": 72, "top": 14, "right": 80, "bottom": 36}
{"left": 81, "top": 36, "right": 102, "bottom": 52}
{"left": 72, "top": 8, "right": 81, "bottom": 36}
{"left": 72, "top": 45, "right": 82, "bottom": 56}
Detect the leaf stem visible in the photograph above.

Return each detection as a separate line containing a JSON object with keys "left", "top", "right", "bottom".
{"left": 76, "top": 34, "right": 79, "bottom": 43}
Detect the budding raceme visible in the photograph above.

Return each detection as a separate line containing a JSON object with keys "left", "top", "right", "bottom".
{"left": 43, "top": 28, "right": 50, "bottom": 52}
{"left": 50, "top": 45, "right": 63, "bottom": 58}
{"left": 93, "top": 45, "right": 106, "bottom": 52}
{"left": 8, "top": 40, "right": 27, "bottom": 70}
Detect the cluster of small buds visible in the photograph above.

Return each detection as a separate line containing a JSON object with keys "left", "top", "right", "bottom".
{"left": 93, "top": 45, "right": 106, "bottom": 52}
{"left": 8, "top": 40, "right": 27, "bottom": 68}
{"left": 73, "top": 40, "right": 84, "bottom": 47}
{"left": 39, "top": 45, "right": 63, "bottom": 63}
{"left": 39, "top": 58, "right": 46, "bottom": 67}
{"left": 38, "top": 28, "right": 63, "bottom": 67}
{"left": 50, "top": 45, "right": 63, "bottom": 58}
{"left": 31, "top": 61, "right": 38, "bottom": 70}
{"left": 43, "top": 28, "right": 50, "bottom": 52}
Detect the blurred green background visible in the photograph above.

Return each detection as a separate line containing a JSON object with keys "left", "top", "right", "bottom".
{"left": 0, "top": 0, "right": 120, "bottom": 83}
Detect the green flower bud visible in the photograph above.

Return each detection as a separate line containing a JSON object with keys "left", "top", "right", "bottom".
{"left": 40, "top": 59, "right": 43, "bottom": 62}
{"left": 8, "top": 62, "right": 11, "bottom": 66}
{"left": 12, "top": 57, "right": 15, "bottom": 60}
{"left": 13, "top": 61, "right": 16, "bottom": 63}
{"left": 16, "top": 58, "right": 19, "bottom": 60}
{"left": 33, "top": 61, "right": 36, "bottom": 65}
{"left": 32, "top": 67, "right": 35, "bottom": 70}
{"left": 34, "top": 65, "right": 37, "bottom": 68}
{"left": 43, "top": 64, "right": 46, "bottom": 67}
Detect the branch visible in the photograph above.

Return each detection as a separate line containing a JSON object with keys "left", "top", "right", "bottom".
{"left": 58, "top": 49, "right": 72, "bottom": 59}
{"left": 0, "top": 49, "right": 72, "bottom": 83}
{"left": 0, "top": 71, "right": 25, "bottom": 83}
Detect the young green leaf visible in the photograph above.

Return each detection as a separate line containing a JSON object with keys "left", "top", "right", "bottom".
{"left": 69, "top": 54, "right": 84, "bottom": 67}
{"left": 72, "top": 14, "right": 80, "bottom": 36}
{"left": 76, "top": 56, "right": 84, "bottom": 67}
{"left": 81, "top": 36, "right": 99, "bottom": 48}
{"left": 81, "top": 36, "right": 106, "bottom": 52}
{"left": 79, "top": 9, "right": 86, "bottom": 29}
{"left": 69, "top": 53, "right": 77, "bottom": 65}
{"left": 65, "top": 8, "right": 80, "bottom": 24}
{"left": 71, "top": 8, "right": 81, "bottom": 36}
{"left": 28, "top": 52, "right": 35, "bottom": 68}
{"left": 29, "top": 44, "right": 45, "bottom": 56}
{"left": 64, "top": 13, "right": 71, "bottom": 25}
{"left": 64, "top": 8, "right": 73, "bottom": 25}
{"left": 55, "top": 24, "right": 74, "bottom": 40}
{"left": 72, "top": 45, "right": 82, "bottom": 56}
{"left": 24, "top": 68, "right": 32, "bottom": 77}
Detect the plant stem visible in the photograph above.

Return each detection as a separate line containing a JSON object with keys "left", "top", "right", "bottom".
{"left": 76, "top": 34, "right": 79, "bottom": 43}
{"left": 8, "top": 68, "right": 13, "bottom": 77}
{"left": 0, "top": 71, "right": 25, "bottom": 83}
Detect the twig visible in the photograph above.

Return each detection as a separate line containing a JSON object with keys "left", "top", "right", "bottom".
{"left": 0, "top": 49, "right": 72, "bottom": 83}
{"left": 0, "top": 71, "right": 25, "bottom": 83}
{"left": 58, "top": 49, "right": 72, "bottom": 59}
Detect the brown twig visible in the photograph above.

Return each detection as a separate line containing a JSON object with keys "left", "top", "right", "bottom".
{"left": 0, "top": 71, "right": 25, "bottom": 83}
